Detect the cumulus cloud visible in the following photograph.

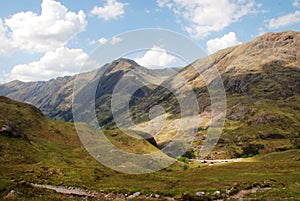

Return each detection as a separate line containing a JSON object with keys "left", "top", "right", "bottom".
{"left": 268, "top": 11, "right": 300, "bottom": 29}
{"left": 157, "top": 0, "right": 258, "bottom": 39}
{"left": 206, "top": 32, "right": 241, "bottom": 54}
{"left": 0, "top": 19, "right": 14, "bottom": 55}
{"left": 293, "top": 0, "right": 300, "bottom": 7}
{"left": 110, "top": 36, "right": 123, "bottom": 44}
{"left": 91, "top": 0, "right": 128, "bottom": 21}
{"left": 7, "top": 47, "right": 96, "bottom": 82}
{"left": 0, "top": 0, "right": 87, "bottom": 54}
{"left": 98, "top": 37, "right": 108, "bottom": 45}
{"left": 134, "top": 46, "right": 177, "bottom": 68}
{"left": 89, "top": 36, "right": 123, "bottom": 45}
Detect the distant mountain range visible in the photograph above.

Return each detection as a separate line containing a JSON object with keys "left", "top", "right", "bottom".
{"left": 0, "top": 58, "right": 178, "bottom": 126}
{"left": 1, "top": 31, "right": 299, "bottom": 158}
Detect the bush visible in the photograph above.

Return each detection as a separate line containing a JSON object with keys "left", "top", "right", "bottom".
{"left": 241, "top": 153, "right": 254, "bottom": 158}
{"left": 182, "top": 149, "right": 196, "bottom": 159}
{"left": 177, "top": 156, "right": 189, "bottom": 164}
{"left": 290, "top": 138, "right": 300, "bottom": 149}
{"left": 242, "top": 143, "right": 264, "bottom": 156}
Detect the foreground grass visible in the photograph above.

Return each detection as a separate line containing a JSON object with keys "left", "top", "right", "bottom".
{"left": 1, "top": 144, "right": 299, "bottom": 200}
{"left": 0, "top": 96, "right": 299, "bottom": 200}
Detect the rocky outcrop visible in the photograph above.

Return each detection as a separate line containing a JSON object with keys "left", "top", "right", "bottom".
{"left": 0, "top": 120, "right": 29, "bottom": 142}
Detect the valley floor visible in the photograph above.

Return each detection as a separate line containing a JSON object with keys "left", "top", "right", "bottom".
{"left": 1, "top": 149, "right": 299, "bottom": 200}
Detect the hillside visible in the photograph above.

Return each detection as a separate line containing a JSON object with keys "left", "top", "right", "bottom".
{"left": 0, "top": 96, "right": 299, "bottom": 200}
{"left": 0, "top": 95, "right": 158, "bottom": 161}
{"left": 130, "top": 31, "right": 300, "bottom": 158}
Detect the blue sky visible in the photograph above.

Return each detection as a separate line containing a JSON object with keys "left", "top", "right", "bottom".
{"left": 0, "top": 0, "right": 299, "bottom": 82}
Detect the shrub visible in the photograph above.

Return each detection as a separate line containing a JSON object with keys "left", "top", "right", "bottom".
{"left": 182, "top": 149, "right": 196, "bottom": 159}
{"left": 242, "top": 143, "right": 264, "bottom": 156}
{"left": 177, "top": 156, "right": 189, "bottom": 164}
{"left": 290, "top": 138, "right": 300, "bottom": 149}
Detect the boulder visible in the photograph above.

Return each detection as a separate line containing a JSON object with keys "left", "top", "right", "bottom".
{"left": 0, "top": 120, "right": 29, "bottom": 142}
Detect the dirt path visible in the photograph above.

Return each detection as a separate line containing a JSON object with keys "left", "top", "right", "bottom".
{"left": 28, "top": 182, "right": 271, "bottom": 200}
{"left": 29, "top": 183, "right": 125, "bottom": 199}
{"left": 229, "top": 187, "right": 271, "bottom": 200}
{"left": 190, "top": 158, "right": 243, "bottom": 164}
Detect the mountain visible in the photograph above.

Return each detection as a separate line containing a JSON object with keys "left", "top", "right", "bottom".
{"left": 0, "top": 31, "right": 299, "bottom": 159}
{"left": 0, "top": 77, "right": 74, "bottom": 121}
{"left": 1, "top": 32, "right": 300, "bottom": 200}
{"left": 0, "top": 59, "right": 177, "bottom": 124}
{"left": 130, "top": 31, "right": 300, "bottom": 158}
{"left": 85, "top": 58, "right": 177, "bottom": 128}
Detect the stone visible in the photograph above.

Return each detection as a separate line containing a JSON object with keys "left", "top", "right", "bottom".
{"left": 127, "top": 192, "right": 141, "bottom": 199}
{"left": 196, "top": 191, "right": 205, "bottom": 196}
{"left": 213, "top": 190, "right": 220, "bottom": 195}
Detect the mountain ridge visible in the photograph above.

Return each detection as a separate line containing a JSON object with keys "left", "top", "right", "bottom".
{"left": 0, "top": 31, "right": 299, "bottom": 158}
{"left": 0, "top": 58, "right": 178, "bottom": 122}
{"left": 129, "top": 31, "right": 300, "bottom": 158}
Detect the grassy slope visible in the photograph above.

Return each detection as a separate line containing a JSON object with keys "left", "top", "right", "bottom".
{"left": 0, "top": 96, "right": 299, "bottom": 200}
{"left": 130, "top": 63, "right": 300, "bottom": 159}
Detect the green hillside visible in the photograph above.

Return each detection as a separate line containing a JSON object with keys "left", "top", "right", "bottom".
{"left": 0, "top": 96, "right": 300, "bottom": 200}
{"left": 0, "top": 31, "right": 300, "bottom": 200}
{"left": 130, "top": 31, "right": 300, "bottom": 159}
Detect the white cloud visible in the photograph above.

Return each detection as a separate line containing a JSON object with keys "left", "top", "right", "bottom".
{"left": 89, "top": 37, "right": 122, "bottom": 45}
{"left": 7, "top": 47, "right": 96, "bottom": 82}
{"left": 0, "top": 19, "right": 14, "bottom": 55}
{"left": 157, "top": 0, "right": 258, "bottom": 39}
{"left": 293, "top": 0, "right": 300, "bottom": 7}
{"left": 134, "top": 46, "right": 177, "bottom": 68}
{"left": 206, "top": 32, "right": 241, "bottom": 54}
{"left": 268, "top": 11, "right": 300, "bottom": 29}
{"left": 91, "top": 0, "right": 127, "bottom": 21}
{"left": 0, "top": 0, "right": 87, "bottom": 54}
{"left": 110, "top": 36, "right": 123, "bottom": 45}
{"left": 98, "top": 37, "right": 108, "bottom": 45}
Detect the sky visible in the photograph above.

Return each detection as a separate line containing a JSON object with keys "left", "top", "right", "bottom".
{"left": 0, "top": 0, "right": 299, "bottom": 83}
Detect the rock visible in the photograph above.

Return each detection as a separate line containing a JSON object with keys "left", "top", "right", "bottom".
{"left": 0, "top": 120, "right": 29, "bottom": 142}
{"left": 213, "top": 190, "right": 220, "bottom": 195}
{"left": 111, "top": 132, "right": 118, "bottom": 137}
{"left": 127, "top": 192, "right": 141, "bottom": 199}
{"left": 133, "top": 192, "right": 141, "bottom": 196}
{"left": 4, "top": 190, "right": 24, "bottom": 198}
{"left": 196, "top": 191, "right": 206, "bottom": 196}
{"left": 235, "top": 135, "right": 242, "bottom": 142}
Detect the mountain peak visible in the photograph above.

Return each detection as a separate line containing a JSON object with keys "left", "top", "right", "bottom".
{"left": 111, "top": 58, "right": 140, "bottom": 66}
{"left": 257, "top": 30, "right": 297, "bottom": 42}
{"left": 104, "top": 58, "right": 141, "bottom": 74}
{"left": 201, "top": 31, "right": 300, "bottom": 77}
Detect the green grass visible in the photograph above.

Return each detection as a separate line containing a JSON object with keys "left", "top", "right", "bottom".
{"left": 0, "top": 96, "right": 300, "bottom": 200}
{"left": 103, "top": 129, "right": 158, "bottom": 154}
